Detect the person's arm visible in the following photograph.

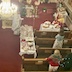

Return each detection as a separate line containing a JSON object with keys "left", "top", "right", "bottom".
{"left": 55, "top": 34, "right": 59, "bottom": 39}
{"left": 46, "top": 57, "right": 52, "bottom": 61}
{"left": 45, "top": 54, "right": 53, "bottom": 61}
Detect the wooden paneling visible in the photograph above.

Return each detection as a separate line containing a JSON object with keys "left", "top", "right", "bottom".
{"left": 34, "top": 30, "right": 71, "bottom": 39}
{"left": 22, "top": 58, "right": 72, "bottom": 71}
{"left": 23, "top": 58, "right": 48, "bottom": 71}
{"left": 35, "top": 38, "right": 55, "bottom": 47}
{"left": 63, "top": 39, "right": 72, "bottom": 48}
{"left": 35, "top": 38, "right": 72, "bottom": 48}
{"left": 36, "top": 48, "right": 71, "bottom": 58}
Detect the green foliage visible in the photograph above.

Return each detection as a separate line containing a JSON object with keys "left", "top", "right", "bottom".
{"left": 42, "top": 7, "right": 47, "bottom": 10}
{"left": 42, "top": 7, "right": 47, "bottom": 12}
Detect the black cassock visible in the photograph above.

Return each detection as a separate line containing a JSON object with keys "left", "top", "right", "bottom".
{"left": 60, "top": 53, "right": 72, "bottom": 70}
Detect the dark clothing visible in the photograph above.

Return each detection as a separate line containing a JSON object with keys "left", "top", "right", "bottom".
{"left": 60, "top": 53, "right": 72, "bottom": 70}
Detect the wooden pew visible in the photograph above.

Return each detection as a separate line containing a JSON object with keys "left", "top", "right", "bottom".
{"left": 34, "top": 30, "right": 72, "bottom": 39}
{"left": 22, "top": 58, "right": 48, "bottom": 71}
{"left": 35, "top": 38, "right": 72, "bottom": 48}
{"left": 36, "top": 47, "right": 71, "bottom": 58}
{"left": 22, "top": 58, "right": 72, "bottom": 72}
{"left": 35, "top": 38, "right": 55, "bottom": 47}
{"left": 63, "top": 39, "right": 72, "bottom": 48}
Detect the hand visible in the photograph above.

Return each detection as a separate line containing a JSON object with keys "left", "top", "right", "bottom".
{"left": 45, "top": 58, "right": 47, "bottom": 60}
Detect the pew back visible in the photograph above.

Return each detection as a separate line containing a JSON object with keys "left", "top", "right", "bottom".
{"left": 63, "top": 39, "right": 72, "bottom": 48}
{"left": 35, "top": 38, "right": 54, "bottom": 47}
{"left": 23, "top": 58, "right": 48, "bottom": 71}
{"left": 35, "top": 38, "right": 72, "bottom": 48}
{"left": 36, "top": 48, "right": 71, "bottom": 58}
{"left": 34, "top": 30, "right": 71, "bottom": 39}
{"left": 22, "top": 58, "right": 72, "bottom": 71}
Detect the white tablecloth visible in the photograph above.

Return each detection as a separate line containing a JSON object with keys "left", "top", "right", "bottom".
{"left": 39, "top": 24, "right": 60, "bottom": 32}
{"left": 19, "top": 25, "right": 36, "bottom": 58}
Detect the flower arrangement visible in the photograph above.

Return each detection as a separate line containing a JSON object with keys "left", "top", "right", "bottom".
{"left": 42, "top": 7, "right": 47, "bottom": 12}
